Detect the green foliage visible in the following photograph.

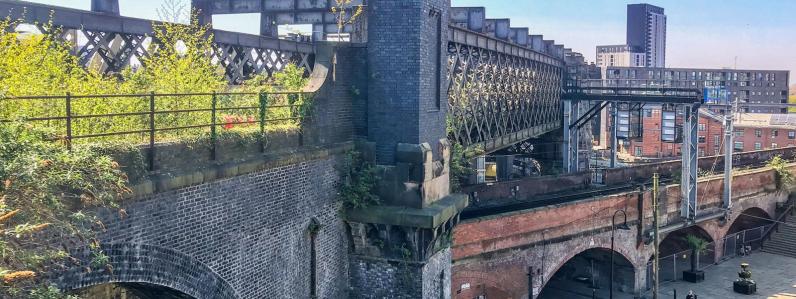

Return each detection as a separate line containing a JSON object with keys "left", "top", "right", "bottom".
{"left": 684, "top": 234, "right": 709, "bottom": 254}
{"left": 0, "top": 122, "right": 128, "bottom": 298}
{"left": 767, "top": 155, "right": 794, "bottom": 190}
{"left": 123, "top": 12, "right": 224, "bottom": 94}
{"left": 0, "top": 15, "right": 310, "bottom": 148}
{"left": 449, "top": 142, "right": 483, "bottom": 193}
{"left": 338, "top": 150, "right": 379, "bottom": 209}
{"left": 240, "top": 63, "right": 312, "bottom": 128}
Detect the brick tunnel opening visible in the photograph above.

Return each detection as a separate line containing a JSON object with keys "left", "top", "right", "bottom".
{"left": 538, "top": 248, "right": 635, "bottom": 299}
{"left": 74, "top": 282, "right": 195, "bottom": 299}
{"left": 727, "top": 207, "right": 773, "bottom": 236}
{"left": 655, "top": 225, "right": 715, "bottom": 282}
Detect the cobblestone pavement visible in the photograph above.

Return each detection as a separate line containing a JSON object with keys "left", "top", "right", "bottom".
{"left": 654, "top": 252, "right": 796, "bottom": 299}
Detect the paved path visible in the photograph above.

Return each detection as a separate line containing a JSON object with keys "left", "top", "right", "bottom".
{"left": 654, "top": 252, "right": 796, "bottom": 299}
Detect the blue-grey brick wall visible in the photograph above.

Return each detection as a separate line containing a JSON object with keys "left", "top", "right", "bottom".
{"left": 367, "top": 0, "right": 450, "bottom": 164}
{"left": 71, "top": 156, "right": 349, "bottom": 299}
{"left": 348, "top": 248, "right": 451, "bottom": 298}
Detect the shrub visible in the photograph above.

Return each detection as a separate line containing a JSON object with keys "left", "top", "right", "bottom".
{"left": 0, "top": 122, "right": 128, "bottom": 298}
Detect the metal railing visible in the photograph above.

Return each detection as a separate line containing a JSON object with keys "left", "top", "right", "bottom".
{"left": 762, "top": 196, "right": 795, "bottom": 242}
{"left": 1, "top": 91, "right": 313, "bottom": 171}
{"left": 645, "top": 224, "right": 773, "bottom": 289}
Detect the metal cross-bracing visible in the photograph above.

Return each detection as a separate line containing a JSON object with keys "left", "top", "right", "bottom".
{"left": 562, "top": 85, "right": 721, "bottom": 223}
{"left": 0, "top": 0, "right": 315, "bottom": 84}
{"left": 447, "top": 26, "right": 564, "bottom": 153}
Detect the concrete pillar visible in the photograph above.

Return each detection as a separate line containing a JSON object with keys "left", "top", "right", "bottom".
{"left": 366, "top": 0, "right": 449, "bottom": 165}
{"left": 345, "top": 1, "right": 465, "bottom": 299}
{"left": 91, "top": 0, "right": 119, "bottom": 15}
{"left": 633, "top": 264, "right": 648, "bottom": 299}
{"left": 260, "top": 13, "right": 278, "bottom": 37}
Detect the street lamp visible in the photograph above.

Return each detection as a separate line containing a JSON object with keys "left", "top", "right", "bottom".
{"left": 611, "top": 209, "right": 631, "bottom": 299}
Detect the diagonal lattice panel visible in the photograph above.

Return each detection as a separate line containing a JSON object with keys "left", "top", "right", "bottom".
{"left": 447, "top": 29, "right": 564, "bottom": 153}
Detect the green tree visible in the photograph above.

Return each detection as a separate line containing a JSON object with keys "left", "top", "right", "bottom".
{"left": 685, "top": 234, "right": 709, "bottom": 273}
{"left": 0, "top": 122, "right": 128, "bottom": 298}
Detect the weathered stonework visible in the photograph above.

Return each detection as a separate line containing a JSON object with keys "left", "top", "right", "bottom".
{"left": 58, "top": 154, "right": 349, "bottom": 299}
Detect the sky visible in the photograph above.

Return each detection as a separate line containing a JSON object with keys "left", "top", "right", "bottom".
{"left": 26, "top": 0, "right": 796, "bottom": 85}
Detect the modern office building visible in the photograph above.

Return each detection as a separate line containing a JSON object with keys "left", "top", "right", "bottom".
{"left": 604, "top": 66, "right": 790, "bottom": 113}
{"left": 595, "top": 44, "right": 646, "bottom": 68}
{"left": 627, "top": 3, "right": 666, "bottom": 68}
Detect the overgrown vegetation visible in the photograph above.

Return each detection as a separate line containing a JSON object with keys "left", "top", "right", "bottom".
{"left": 0, "top": 13, "right": 310, "bottom": 145}
{"left": 767, "top": 155, "right": 794, "bottom": 191}
{"left": 0, "top": 122, "right": 128, "bottom": 298}
{"left": 338, "top": 150, "right": 379, "bottom": 209}
{"left": 448, "top": 142, "right": 484, "bottom": 193}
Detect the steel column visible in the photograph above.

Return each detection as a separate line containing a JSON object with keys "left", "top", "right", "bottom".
{"left": 610, "top": 101, "right": 618, "bottom": 168}
{"left": 563, "top": 99, "right": 579, "bottom": 173}
{"left": 723, "top": 106, "right": 734, "bottom": 209}
{"left": 681, "top": 104, "right": 699, "bottom": 220}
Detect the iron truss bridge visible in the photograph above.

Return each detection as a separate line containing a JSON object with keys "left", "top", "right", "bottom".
{"left": 446, "top": 26, "right": 564, "bottom": 153}
{"left": 0, "top": 0, "right": 315, "bottom": 84}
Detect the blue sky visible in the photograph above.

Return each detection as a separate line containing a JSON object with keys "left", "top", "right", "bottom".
{"left": 27, "top": 0, "right": 796, "bottom": 85}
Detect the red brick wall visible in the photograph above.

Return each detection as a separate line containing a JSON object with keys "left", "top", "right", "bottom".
{"left": 451, "top": 164, "right": 790, "bottom": 298}
{"left": 621, "top": 109, "right": 796, "bottom": 159}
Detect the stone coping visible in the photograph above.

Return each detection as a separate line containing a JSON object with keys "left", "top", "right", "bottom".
{"left": 345, "top": 194, "right": 469, "bottom": 229}
{"left": 126, "top": 142, "right": 353, "bottom": 199}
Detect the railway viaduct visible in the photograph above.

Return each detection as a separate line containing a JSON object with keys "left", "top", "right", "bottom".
{"left": 1, "top": 1, "right": 793, "bottom": 299}
{"left": 453, "top": 148, "right": 796, "bottom": 298}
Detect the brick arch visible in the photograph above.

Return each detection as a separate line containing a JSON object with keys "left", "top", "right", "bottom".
{"left": 56, "top": 243, "right": 238, "bottom": 299}
{"left": 539, "top": 241, "right": 640, "bottom": 296}
{"left": 726, "top": 207, "right": 772, "bottom": 233}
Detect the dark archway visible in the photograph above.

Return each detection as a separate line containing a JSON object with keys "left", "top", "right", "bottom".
{"left": 727, "top": 207, "right": 773, "bottom": 235}
{"left": 656, "top": 226, "right": 714, "bottom": 282}
{"left": 57, "top": 243, "right": 238, "bottom": 299}
{"left": 75, "top": 282, "right": 195, "bottom": 299}
{"left": 539, "top": 248, "right": 636, "bottom": 299}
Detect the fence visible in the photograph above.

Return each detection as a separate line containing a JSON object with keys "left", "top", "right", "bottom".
{"left": 645, "top": 224, "right": 772, "bottom": 289}
{"left": 0, "top": 91, "right": 313, "bottom": 171}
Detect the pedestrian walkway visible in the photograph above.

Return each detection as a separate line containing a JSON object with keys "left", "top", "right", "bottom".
{"left": 654, "top": 252, "right": 796, "bottom": 298}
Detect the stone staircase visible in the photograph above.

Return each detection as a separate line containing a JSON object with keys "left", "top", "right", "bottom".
{"left": 762, "top": 214, "right": 796, "bottom": 258}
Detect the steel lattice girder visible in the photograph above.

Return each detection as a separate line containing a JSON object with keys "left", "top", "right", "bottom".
{"left": 0, "top": 0, "right": 315, "bottom": 84}
{"left": 447, "top": 41, "right": 563, "bottom": 153}
{"left": 44, "top": 26, "right": 314, "bottom": 84}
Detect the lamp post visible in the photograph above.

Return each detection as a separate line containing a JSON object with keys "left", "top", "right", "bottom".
{"left": 611, "top": 209, "right": 630, "bottom": 299}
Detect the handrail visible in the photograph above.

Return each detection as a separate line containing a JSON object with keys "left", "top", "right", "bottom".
{"left": 762, "top": 195, "right": 795, "bottom": 242}
{"left": 0, "top": 91, "right": 314, "bottom": 171}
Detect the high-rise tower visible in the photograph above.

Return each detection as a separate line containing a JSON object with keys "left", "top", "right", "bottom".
{"left": 627, "top": 3, "right": 666, "bottom": 68}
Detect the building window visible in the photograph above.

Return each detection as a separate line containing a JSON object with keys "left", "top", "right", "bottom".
{"left": 635, "top": 146, "right": 643, "bottom": 157}
{"left": 788, "top": 131, "right": 795, "bottom": 139}
{"left": 698, "top": 123, "right": 706, "bottom": 131}
{"left": 772, "top": 130, "right": 779, "bottom": 138}
{"left": 713, "top": 135, "right": 720, "bottom": 145}
{"left": 734, "top": 129, "right": 744, "bottom": 137}
{"left": 698, "top": 136, "right": 706, "bottom": 143}
{"left": 734, "top": 141, "right": 744, "bottom": 151}
{"left": 755, "top": 129, "right": 762, "bottom": 138}
{"left": 772, "top": 143, "right": 778, "bottom": 149}
{"left": 755, "top": 142, "right": 762, "bottom": 150}
{"left": 645, "top": 109, "right": 652, "bottom": 117}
